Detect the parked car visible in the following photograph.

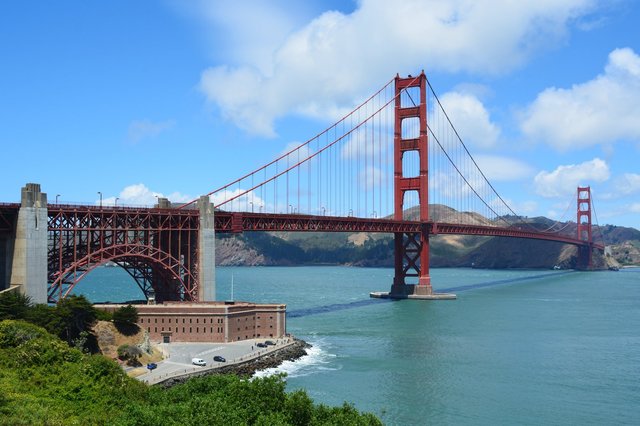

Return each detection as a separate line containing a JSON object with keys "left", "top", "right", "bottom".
{"left": 265, "top": 340, "right": 275, "bottom": 346}
{"left": 213, "top": 356, "right": 226, "bottom": 362}
{"left": 192, "top": 358, "right": 206, "bottom": 366}
{"left": 146, "top": 363, "right": 157, "bottom": 370}
{"left": 256, "top": 342, "right": 267, "bottom": 348}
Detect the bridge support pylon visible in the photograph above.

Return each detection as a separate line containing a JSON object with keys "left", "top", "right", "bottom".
{"left": 371, "top": 72, "right": 455, "bottom": 301}
{"left": 576, "top": 186, "right": 594, "bottom": 270}
{"left": 197, "top": 195, "right": 216, "bottom": 301}
{"left": 9, "top": 183, "right": 48, "bottom": 304}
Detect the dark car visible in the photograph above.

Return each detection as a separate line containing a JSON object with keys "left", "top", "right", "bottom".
{"left": 265, "top": 340, "right": 275, "bottom": 346}
{"left": 146, "top": 363, "right": 158, "bottom": 370}
{"left": 256, "top": 342, "right": 267, "bottom": 348}
{"left": 213, "top": 356, "right": 226, "bottom": 362}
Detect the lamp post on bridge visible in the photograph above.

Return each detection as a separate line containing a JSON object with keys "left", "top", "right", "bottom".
{"left": 250, "top": 201, "right": 253, "bottom": 213}
{"left": 115, "top": 197, "right": 119, "bottom": 207}
{"left": 97, "top": 191, "right": 102, "bottom": 208}
{"left": 55, "top": 194, "right": 60, "bottom": 204}
{"left": 322, "top": 206, "right": 326, "bottom": 216}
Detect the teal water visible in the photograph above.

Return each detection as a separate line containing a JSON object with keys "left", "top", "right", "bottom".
{"left": 76, "top": 266, "right": 640, "bottom": 425}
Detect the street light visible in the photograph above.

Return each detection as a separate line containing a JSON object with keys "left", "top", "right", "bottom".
{"left": 250, "top": 201, "right": 253, "bottom": 213}
{"left": 97, "top": 192, "right": 102, "bottom": 208}
{"left": 55, "top": 194, "right": 60, "bottom": 204}
{"left": 115, "top": 197, "right": 119, "bottom": 207}
{"left": 322, "top": 206, "right": 326, "bottom": 216}
{"left": 289, "top": 204, "right": 293, "bottom": 214}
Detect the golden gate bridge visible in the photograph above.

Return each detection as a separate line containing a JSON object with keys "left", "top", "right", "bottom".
{"left": 0, "top": 72, "right": 604, "bottom": 303}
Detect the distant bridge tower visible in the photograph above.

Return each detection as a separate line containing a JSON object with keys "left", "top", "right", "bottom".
{"left": 390, "top": 72, "right": 433, "bottom": 297}
{"left": 576, "top": 186, "right": 593, "bottom": 269}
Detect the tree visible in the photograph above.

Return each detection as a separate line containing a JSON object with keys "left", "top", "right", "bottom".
{"left": 0, "top": 291, "right": 32, "bottom": 320}
{"left": 113, "top": 304, "right": 139, "bottom": 335}
{"left": 54, "top": 295, "right": 98, "bottom": 345}
{"left": 113, "top": 304, "right": 138, "bottom": 325}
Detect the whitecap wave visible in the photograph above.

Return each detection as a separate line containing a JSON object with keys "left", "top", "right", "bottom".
{"left": 253, "top": 339, "right": 338, "bottom": 379}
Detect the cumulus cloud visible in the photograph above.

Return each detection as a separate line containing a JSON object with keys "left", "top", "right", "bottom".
{"left": 197, "top": 0, "right": 597, "bottom": 136}
{"left": 210, "top": 188, "right": 266, "bottom": 212}
{"left": 533, "top": 158, "right": 610, "bottom": 198}
{"left": 99, "top": 183, "right": 191, "bottom": 206}
{"left": 474, "top": 155, "right": 535, "bottom": 181}
{"left": 630, "top": 203, "right": 640, "bottom": 213}
{"left": 127, "top": 119, "right": 175, "bottom": 143}
{"left": 520, "top": 47, "right": 640, "bottom": 150}
{"left": 438, "top": 92, "right": 501, "bottom": 149}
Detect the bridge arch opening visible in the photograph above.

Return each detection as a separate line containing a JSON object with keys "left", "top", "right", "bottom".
{"left": 402, "top": 150, "right": 420, "bottom": 178}
{"left": 48, "top": 245, "right": 196, "bottom": 304}
{"left": 400, "top": 86, "right": 420, "bottom": 108}
{"left": 401, "top": 116, "right": 420, "bottom": 140}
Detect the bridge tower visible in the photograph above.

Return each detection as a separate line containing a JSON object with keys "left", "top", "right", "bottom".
{"left": 576, "top": 186, "right": 593, "bottom": 269}
{"left": 389, "top": 72, "right": 435, "bottom": 298}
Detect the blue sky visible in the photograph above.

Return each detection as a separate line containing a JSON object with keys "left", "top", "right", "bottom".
{"left": 1, "top": 0, "right": 639, "bottom": 230}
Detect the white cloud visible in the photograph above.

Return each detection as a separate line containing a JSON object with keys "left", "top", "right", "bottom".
{"left": 533, "top": 158, "right": 610, "bottom": 198}
{"left": 520, "top": 47, "right": 640, "bottom": 150}
{"left": 438, "top": 92, "right": 500, "bottom": 149}
{"left": 474, "top": 155, "right": 534, "bottom": 181}
{"left": 99, "top": 183, "right": 191, "bottom": 206}
{"left": 197, "top": 0, "right": 597, "bottom": 136}
{"left": 616, "top": 173, "right": 640, "bottom": 196}
{"left": 279, "top": 141, "right": 312, "bottom": 162}
{"left": 210, "top": 188, "right": 266, "bottom": 212}
{"left": 630, "top": 203, "right": 640, "bottom": 213}
{"left": 127, "top": 119, "right": 175, "bottom": 143}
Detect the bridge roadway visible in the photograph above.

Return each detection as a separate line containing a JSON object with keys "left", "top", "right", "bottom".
{"left": 215, "top": 211, "right": 603, "bottom": 250}
{"left": 0, "top": 203, "right": 600, "bottom": 250}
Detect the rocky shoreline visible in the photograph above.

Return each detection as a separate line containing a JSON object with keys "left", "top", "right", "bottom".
{"left": 158, "top": 338, "right": 311, "bottom": 388}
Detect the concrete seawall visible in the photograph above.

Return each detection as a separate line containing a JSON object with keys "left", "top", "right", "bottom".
{"left": 148, "top": 338, "right": 310, "bottom": 387}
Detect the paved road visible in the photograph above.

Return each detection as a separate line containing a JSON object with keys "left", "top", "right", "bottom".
{"left": 137, "top": 337, "right": 292, "bottom": 384}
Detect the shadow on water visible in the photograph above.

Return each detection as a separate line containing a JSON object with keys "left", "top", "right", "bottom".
{"left": 441, "top": 270, "right": 576, "bottom": 293}
{"left": 287, "top": 270, "right": 577, "bottom": 318}
{"left": 288, "top": 298, "right": 393, "bottom": 318}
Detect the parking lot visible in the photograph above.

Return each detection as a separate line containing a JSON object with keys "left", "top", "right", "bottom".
{"left": 137, "top": 337, "right": 291, "bottom": 384}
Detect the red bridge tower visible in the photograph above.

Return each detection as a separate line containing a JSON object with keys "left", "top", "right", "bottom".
{"left": 576, "top": 186, "right": 594, "bottom": 269}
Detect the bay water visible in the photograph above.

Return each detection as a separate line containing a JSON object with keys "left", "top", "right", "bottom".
{"left": 76, "top": 266, "right": 640, "bottom": 425}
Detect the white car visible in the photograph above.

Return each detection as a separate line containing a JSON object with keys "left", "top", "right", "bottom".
{"left": 192, "top": 358, "right": 206, "bottom": 366}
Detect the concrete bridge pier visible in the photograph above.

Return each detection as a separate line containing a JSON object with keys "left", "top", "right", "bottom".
{"left": 10, "top": 183, "right": 48, "bottom": 303}
{"left": 197, "top": 195, "right": 215, "bottom": 301}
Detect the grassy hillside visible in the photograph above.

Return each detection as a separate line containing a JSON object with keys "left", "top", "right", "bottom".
{"left": 0, "top": 319, "right": 381, "bottom": 425}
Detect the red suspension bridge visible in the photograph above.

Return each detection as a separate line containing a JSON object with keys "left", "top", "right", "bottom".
{"left": 0, "top": 72, "right": 604, "bottom": 303}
